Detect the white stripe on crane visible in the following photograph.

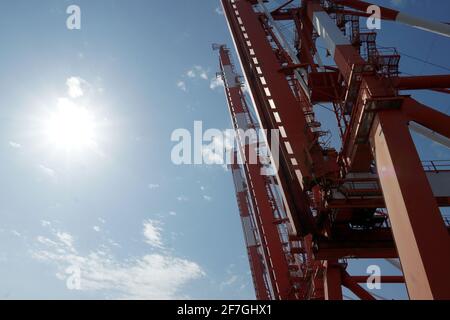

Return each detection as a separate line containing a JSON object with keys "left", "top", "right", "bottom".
{"left": 257, "top": 0, "right": 311, "bottom": 100}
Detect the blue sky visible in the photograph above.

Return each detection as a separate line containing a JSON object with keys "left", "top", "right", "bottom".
{"left": 0, "top": 0, "right": 448, "bottom": 300}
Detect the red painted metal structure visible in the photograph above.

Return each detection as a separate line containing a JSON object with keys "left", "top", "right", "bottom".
{"left": 215, "top": 0, "right": 450, "bottom": 300}
{"left": 217, "top": 45, "right": 323, "bottom": 299}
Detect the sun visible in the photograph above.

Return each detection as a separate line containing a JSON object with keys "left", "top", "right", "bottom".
{"left": 44, "top": 98, "right": 97, "bottom": 152}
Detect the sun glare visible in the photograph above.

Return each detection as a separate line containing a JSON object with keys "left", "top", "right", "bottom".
{"left": 44, "top": 98, "right": 97, "bottom": 151}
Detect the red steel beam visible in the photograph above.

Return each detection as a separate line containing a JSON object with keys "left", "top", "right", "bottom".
{"left": 349, "top": 276, "right": 405, "bottom": 283}
{"left": 323, "top": 261, "right": 343, "bottom": 300}
{"left": 222, "top": 0, "right": 331, "bottom": 236}
{"left": 306, "top": 1, "right": 450, "bottom": 298}
{"left": 230, "top": 159, "right": 271, "bottom": 300}
{"left": 342, "top": 271, "right": 376, "bottom": 300}
{"left": 218, "top": 45, "right": 295, "bottom": 299}
{"left": 402, "top": 97, "right": 450, "bottom": 139}
{"left": 394, "top": 75, "right": 450, "bottom": 91}
{"left": 369, "top": 109, "right": 450, "bottom": 299}
{"left": 220, "top": 0, "right": 450, "bottom": 301}
{"left": 306, "top": 1, "right": 368, "bottom": 84}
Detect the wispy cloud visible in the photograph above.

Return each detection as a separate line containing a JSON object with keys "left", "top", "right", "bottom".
{"left": 219, "top": 264, "right": 250, "bottom": 293}
{"left": 210, "top": 76, "right": 224, "bottom": 90}
{"left": 176, "top": 195, "right": 189, "bottom": 202}
{"left": 9, "top": 141, "right": 22, "bottom": 149}
{"left": 41, "top": 220, "right": 52, "bottom": 227}
{"left": 202, "top": 131, "right": 234, "bottom": 168}
{"left": 66, "top": 77, "right": 88, "bottom": 98}
{"left": 177, "top": 81, "right": 187, "bottom": 92}
{"left": 143, "top": 220, "right": 163, "bottom": 248}
{"left": 220, "top": 275, "right": 238, "bottom": 290}
{"left": 186, "top": 66, "right": 209, "bottom": 80}
{"left": 178, "top": 66, "right": 211, "bottom": 92}
{"left": 148, "top": 184, "right": 160, "bottom": 189}
{"left": 36, "top": 236, "right": 58, "bottom": 247}
{"left": 215, "top": 6, "right": 224, "bottom": 15}
{"left": 11, "top": 230, "right": 21, "bottom": 237}
{"left": 31, "top": 221, "right": 204, "bottom": 299}
{"left": 93, "top": 226, "right": 101, "bottom": 232}
{"left": 56, "top": 231, "right": 74, "bottom": 249}
{"left": 38, "top": 164, "right": 56, "bottom": 179}
{"left": 203, "top": 195, "right": 213, "bottom": 202}
{"left": 187, "top": 70, "right": 196, "bottom": 78}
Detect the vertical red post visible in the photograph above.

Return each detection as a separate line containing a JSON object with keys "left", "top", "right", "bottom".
{"left": 370, "top": 108, "right": 450, "bottom": 299}
{"left": 230, "top": 159, "right": 271, "bottom": 300}
{"left": 323, "top": 261, "right": 343, "bottom": 300}
{"left": 217, "top": 45, "right": 295, "bottom": 299}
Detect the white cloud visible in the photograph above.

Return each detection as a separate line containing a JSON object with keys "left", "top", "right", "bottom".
{"left": 177, "top": 81, "right": 187, "bottom": 92}
{"left": 9, "top": 141, "right": 21, "bottom": 149}
{"left": 210, "top": 76, "right": 224, "bottom": 90}
{"left": 218, "top": 264, "right": 251, "bottom": 293}
{"left": 56, "top": 232, "right": 74, "bottom": 249}
{"left": 11, "top": 230, "right": 21, "bottom": 237}
{"left": 187, "top": 66, "right": 209, "bottom": 81}
{"left": 169, "top": 211, "right": 177, "bottom": 216}
{"left": 108, "top": 238, "right": 120, "bottom": 248}
{"left": 39, "top": 164, "right": 56, "bottom": 179}
{"left": 179, "top": 66, "right": 212, "bottom": 92}
{"left": 220, "top": 275, "right": 238, "bottom": 290}
{"left": 66, "top": 77, "right": 88, "bottom": 98}
{"left": 202, "top": 147, "right": 224, "bottom": 165}
{"left": 203, "top": 195, "right": 213, "bottom": 202}
{"left": 31, "top": 222, "right": 204, "bottom": 299}
{"left": 93, "top": 226, "right": 101, "bottom": 232}
{"left": 215, "top": 6, "right": 224, "bottom": 15}
{"left": 41, "top": 220, "right": 52, "bottom": 227}
{"left": 143, "top": 220, "right": 163, "bottom": 248}
{"left": 148, "top": 184, "right": 160, "bottom": 189}
{"left": 176, "top": 195, "right": 189, "bottom": 202}
{"left": 37, "top": 236, "right": 59, "bottom": 247}
{"left": 202, "top": 131, "right": 235, "bottom": 167}
{"left": 187, "top": 70, "right": 196, "bottom": 78}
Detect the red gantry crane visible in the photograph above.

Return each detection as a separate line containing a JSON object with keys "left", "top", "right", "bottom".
{"left": 214, "top": 0, "right": 450, "bottom": 300}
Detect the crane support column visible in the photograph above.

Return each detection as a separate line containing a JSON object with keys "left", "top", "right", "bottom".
{"left": 217, "top": 45, "right": 296, "bottom": 299}
{"left": 370, "top": 108, "right": 450, "bottom": 299}
{"left": 230, "top": 158, "right": 270, "bottom": 300}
